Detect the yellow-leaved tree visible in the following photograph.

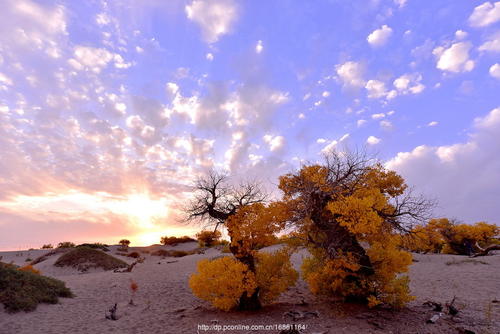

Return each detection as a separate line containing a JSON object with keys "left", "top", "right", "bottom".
{"left": 186, "top": 176, "right": 298, "bottom": 311}
{"left": 403, "top": 218, "right": 499, "bottom": 255}
{"left": 278, "top": 152, "right": 433, "bottom": 308}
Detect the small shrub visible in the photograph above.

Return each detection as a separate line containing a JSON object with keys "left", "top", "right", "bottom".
{"left": 41, "top": 244, "right": 53, "bottom": 249}
{"left": 127, "top": 252, "right": 141, "bottom": 258}
{"left": 0, "top": 262, "right": 73, "bottom": 313}
{"left": 30, "top": 248, "right": 68, "bottom": 265}
{"left": 151, "top": 249, "right": 170, "bottom": 257}
{"left": 169, "top": 250, "right": 190, "bottom": 257}
{"left": 55, "top": 247, "right": 127, "bottom": 272}
{"left": 160, "top": 235, "right": 196, "bottom": 246}
{"left": 151, "top": 249, "right": 194, "bottom": 257}
{"left": 196, "top": 230, "right": 222, "bottom": 247}
{"left": 57, "top": 242, "right": 75, "bottom": 248}
{"left": 76, "top": 243, "right": 110, "bottom": 252}
{"left": 18, "top": 265, "right": 40, "bottom": 275}
{"left": 255, "top": 249, "right": 298, "bottom": 304}
{"left": 189, "top": 257, "right": 257, "bottom": 311}
{"left": 25, "top": 258, "right": 32, "bottom": 262}
{"left": 118, "top": 239, "right": 131, "bottom": 251}
{"left": 221, "top": 244, "right": 231, "bottom": 253}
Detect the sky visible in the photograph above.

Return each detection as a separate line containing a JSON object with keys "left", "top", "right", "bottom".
{"left": 0, "top": 0, "right": 499, "bottom": 250}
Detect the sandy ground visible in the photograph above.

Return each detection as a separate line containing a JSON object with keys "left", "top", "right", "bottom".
{"left": 1, "top": 243, "right": 499, "bottom": 334}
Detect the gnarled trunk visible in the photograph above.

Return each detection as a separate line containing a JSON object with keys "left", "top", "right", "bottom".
{"left": 229, "top": 240, "right": 262, "bottom": 310}
{"left": 309, "top": 191, "right": 375, "bottom": 277}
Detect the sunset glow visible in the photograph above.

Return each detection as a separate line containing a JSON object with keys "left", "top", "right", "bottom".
{"left": 1, "top": 0, "right": 499, "bottom": 250}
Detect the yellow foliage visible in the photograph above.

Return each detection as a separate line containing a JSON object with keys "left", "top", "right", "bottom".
{"left": 18, "top": 264, "right": 41, "bottom": 275}
{"left": 188, "top": 257, "right": 257, "bottom": 311}
{"left": 302, "top": 251, "right": 364, "bottom": 299}
{"left": 404, "top": 218, "right": 499, "bottom": 255}
{"left": 195, "top": 230, "right": 222, "bottom": 247}
{"left": 284, "top": 163, "right": 416, "bottom": 308}
{"left": 255, "top": 248, "right": 298, "bottom": 304}
{"left": 226, "top": 202, "right": 289, "bottom": 259}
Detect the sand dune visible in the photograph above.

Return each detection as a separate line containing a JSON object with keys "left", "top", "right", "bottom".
{"left": 1, "top": 245, "right": 499, "bottom": 333}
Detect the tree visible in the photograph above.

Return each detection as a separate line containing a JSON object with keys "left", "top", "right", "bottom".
{"left": 185, "top": 170, "right": 268, "bottom": 310}
{"left": 278, "top": 150, "right": 433, "bottom": 307}
{"left": 189, "top": 203, "right": 297, "bottom": 311}
{"left": 195, "top": 230, "right": 222, "bottom": 247}
{"left": 405, "top": 218, "right": 499, "bottom": 255}
{"left": 184, "top": 170, "right": 267, "bottom": 232}
{"left": 119, "top": 239, "right": 130, "bottom": 251}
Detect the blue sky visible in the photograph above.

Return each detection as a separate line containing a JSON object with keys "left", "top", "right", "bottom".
{"left": 0, "top": 0, "right": 499, "bottom": 249}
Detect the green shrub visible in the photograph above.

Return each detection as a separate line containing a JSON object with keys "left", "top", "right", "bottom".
{"left": 54, "top": 247, "right": 127, "bottom": 272}
{"left": 0, "top": 262, "right": 73, "bottom": 313}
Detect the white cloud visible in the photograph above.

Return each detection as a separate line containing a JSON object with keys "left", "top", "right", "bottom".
{"left": 433, "top": 42, "right": 475, "bottom": 73}
{"left": 206, "top": 53, "right": 214, "bottom": 61}
{"left": 386, "top": 107, "right": 500, "bottom": 222}
{"left": 380, "top": 120, "right": 392, "bottom": 130}
{"left": 394, "top": 0, "right": 407, "bottom": 8}
{"left": 263, "top": 134, "right": 285, "bottom": 152}
{"left": 367, "top": 25, "right": 393, "bottom": 47}
{"left": 393, "top": 73, "right": 425, "bottom": 95}
{"left": 479, "top": 35, "right": 500, "bottom": 52}
{"left": 322, "top": 91, "right": 330, "bottom": 98}
{"left": 428, "top": 121, "right": 438, "bottom": 127}
{"left": 255, "top": 40, "right": 263, "bottom": 53}
{"left": 185, "top": 0, "right": 238, "bottom": 43}
{"left": 357, "top": 119, "right": 367, "bottom": 127}
{"left": 71, "top": 46, "right": 114, "bottom": 73}
{"left": 320, "top": 134, "right": 349, "bottom": 154}
{"left": 366, "top": 136, "right": 381, "bottom": 145}
{"left": 95, "top": 13, "right": 111, "bottom": 26}
{"left": 468, "top": 1, "right": 500, "bottom": 27}
{"left": 316, "top": 138, "right": 327, "bottom": 144}
{"left": 365, "top": 80, "right": 388, "bottom": 99}
{"left": 490, "top": 63, "right": 500, "bottom": 79}
{"left": 455, "top": 30, "right": 468, "bottom": 40}
{"left": 335, "top": 61, "right": 365, "bottom": 89}
{"left": 371, "top": 113, "right": 385, "bottom": 120}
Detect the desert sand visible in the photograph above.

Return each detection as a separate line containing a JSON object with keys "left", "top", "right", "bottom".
{"left": 1, "top": 243, "right": 499, "bottom": 334}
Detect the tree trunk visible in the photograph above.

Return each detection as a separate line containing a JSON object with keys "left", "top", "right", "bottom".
{"left": 229, "top": 239, "right": 262, "bottom": 310}
{"left": 310, "top": 191, "right": 374, "bottom": 276}
{"left": 238, "top": 288, "right": 261, "bottom": 311}
{"left": 472, "top": 243, "right": 500, "bottom": 257}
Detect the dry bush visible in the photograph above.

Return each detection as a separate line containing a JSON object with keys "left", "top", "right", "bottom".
{"left": 160, "top": 235, "right": 196, "bottom": 246}
{"left": 195, "top": 230, "right": 222, "bottom": 247}
{"left": 127, "top": 252, "right": 141, "bottom": 258}
{"left": 18, "top": 264, "right": 41, "bottom": 275}
{"left": 54, "top": 247, "right": 127, "bottom": 272}
{"left": 76, "top": 243, "right": 109, "bottom": 252}
{"left": 41, "top": 244, "right": 53, "bottom": 249}
{"left": 30, "top": 248, "right": 68, "bottom": 265}
{"left": 151, "top": 249, "right": 196, "bottom": 258}
{"left": 151, "top": 249, "right": 170, "bottom": 257}
{"left": 57, "top": 241, "right": 75, "bottom": 248}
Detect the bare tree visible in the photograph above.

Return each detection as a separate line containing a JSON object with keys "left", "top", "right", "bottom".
{"left": 184, "top": 170, "right": 267, "bottom": 231}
